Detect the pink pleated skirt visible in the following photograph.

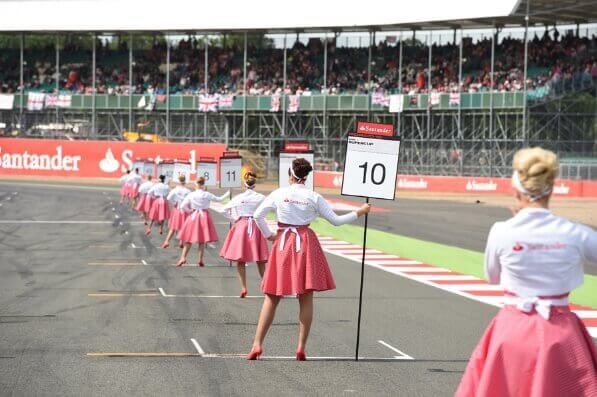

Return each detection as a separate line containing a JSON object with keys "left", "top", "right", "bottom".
{"left": 456, "top": 305, "right": 597, "bottom": 397}
{"left": 219, "top": 217, "right": 269, "bottom": 263}
{"left": 148, "top": 197, "right": 170, "bottom": 222}
{"left": 120, "top": 183, "right": 130, "bottom": 197}
{"left": 128, "top": 183, "right": 139, "bottom": 198}
{"left": 177, "top": 210, "right": 219, "bottom": 244}
{"left": 168, "top": 206, "right": 188, "bottom": 232}
{"left": 143, "top": 196, "right": 154, "bottom": 213}
{"left": 135, "top": 193, "right": 147, "bottom": 212}
{"left": 261, "top": 224, "right": 335, "bottom": 296}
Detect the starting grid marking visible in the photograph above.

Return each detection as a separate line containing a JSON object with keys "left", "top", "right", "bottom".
{"left": 315, "top": 235, "right": 597, "bottom": 339}
{"left": 208, "top": 201, "right": 597, "bottom": 338}
{"left": 88, "top": 338, "right": 414, "bottom": 361}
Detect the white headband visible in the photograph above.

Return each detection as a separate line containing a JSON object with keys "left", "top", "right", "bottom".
{"left": 289, "top": 167, "right": 305, "bottom": 181}
{"left": 512, "top": 170, "right": 552, "bottom": 202}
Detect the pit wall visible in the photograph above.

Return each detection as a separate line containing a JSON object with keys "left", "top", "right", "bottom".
{"left": 314, "top": 171, "right": 597, "bottom": 198}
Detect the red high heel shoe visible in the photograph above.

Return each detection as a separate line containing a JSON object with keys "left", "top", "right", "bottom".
{"left": 239, "top": 288, "right": 247, "bottom": 298}
{"left": 296, "top": 348, "right": 306, "bottom": 361}
{"left": 175, "top": 258, "right": 186, "bottom": 267}
{"left": 145, "top": 228, "right": 151, "bottom": 236}
{"left": 198, "top": 262, "right": 205, "bottom": 267}
{"left": 161, "top": 242, "right": 169, "bottom": 249}
{"left": 246, "top": 346, "right": 262, "bottom": 360}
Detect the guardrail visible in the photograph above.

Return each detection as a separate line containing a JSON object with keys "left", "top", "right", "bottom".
{"left": 7, "top": 92, "right": 526, "bottom": 112}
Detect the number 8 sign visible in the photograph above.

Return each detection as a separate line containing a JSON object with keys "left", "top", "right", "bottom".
{"left": 341, "top": 123, "right": 400, "bottom": 200}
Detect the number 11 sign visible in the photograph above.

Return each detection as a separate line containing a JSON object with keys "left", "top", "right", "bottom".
{"left": 219, "top": 151, "right": 242, "bottom": 189}
{"left": 341, "top": 122, "right": 400, "bottom": 200}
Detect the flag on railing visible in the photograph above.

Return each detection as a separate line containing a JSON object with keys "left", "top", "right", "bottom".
{"left": 45, "top": 94, "right": 58, "bottom": 108}
{"left": 429, "top": 92, "right": 441, "bottom": 107}
{"left": 57, "top": 95, "right": 72, "bottom": 108}
{"left": 372, "top": 92, "right": 390, "bottom": 107}
{"left": 199, "top": 95, "right": 218, "bottom": 112}
{"left": 287, "top": 95, "right": 300, "bottom": 113}
{"left": 270, "top": 94, "right": 280, "bottom": 112}
{"left": 218, "top": 95, "right": 234, "bottom": 108}
{"left": 409, "top": 94, "right": 418, "bottom": 107}
{"left": 389, "top": 94, "right": 404, "bottom": 113}
{"left": 27, "top": 93, "right": 45, "bottom": 111}
{"left": 0, "top": 94, "right": 14, "bottom": 110}
{"left": 137, "top": 96, "right": 147, "bottom": 108}
{"left": 449, "top": 92, "right": 461, "bottom": 106}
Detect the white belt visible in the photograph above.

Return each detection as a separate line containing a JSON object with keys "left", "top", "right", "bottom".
{"left": 191, "top": 209, "right": 206, "bottom": 220}
{"left": 504, "top": 296, "right": 569, "bottom": 320}
{"left": 279, "top": 227, "right": 301, "bottom": 252}
{"left": 246, "top": 217, "right": 254, "bottom": 238}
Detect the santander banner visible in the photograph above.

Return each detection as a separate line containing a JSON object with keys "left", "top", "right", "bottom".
{"left": 0, "top": 138, "right": 227, "bottom": 178}
{"left": 314, "top": 171, "right": 597, "bottom": 198}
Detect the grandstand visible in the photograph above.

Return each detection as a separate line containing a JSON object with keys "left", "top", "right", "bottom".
{"left": 0, "top": 0, "right": 596, "bottom": 178}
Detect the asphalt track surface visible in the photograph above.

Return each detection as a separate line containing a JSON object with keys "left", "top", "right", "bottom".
{"left": 0, "top": 181, "right": 510, "bottom": 396}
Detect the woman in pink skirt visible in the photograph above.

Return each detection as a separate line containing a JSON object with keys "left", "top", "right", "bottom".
{"left": 161, "top": 174, "right": 191, "bottom": 249}
{"left": 247, "top": 158, "right": 370, "bottom": 360}
{"left": 127, "top": 168, "right": 143, "bottom": 209}
{"left": 135, "top": 175, "right": 154, "bottom": 225}
{"left": 119, "top": 170, "right": 131, "bottom": 205}
{"left": 220, "top": 172, "right": 269, "bottom": 298}
{"left": 456, "top": 147, "right": 597, "bottom": 397}
{"left": 176, "top": 177, "right": 230, "bottom": 267}
{"left": 146, "top": 174, "right": 171, "bottom": 235}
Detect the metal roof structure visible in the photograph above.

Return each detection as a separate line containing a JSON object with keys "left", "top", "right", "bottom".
{"left": 0, "top": 0, "right": 595, "bottom": 32}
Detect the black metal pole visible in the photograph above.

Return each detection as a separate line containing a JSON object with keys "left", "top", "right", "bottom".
{"left": 228, "top": 188, "right": 233, "bottom": 267}
{"left": 355, "top": 196, "right": 370, "bottom": 361}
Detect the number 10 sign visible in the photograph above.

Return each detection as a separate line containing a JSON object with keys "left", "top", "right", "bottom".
{"left": 341, "top": 122, "right": 400, "bottom": 200}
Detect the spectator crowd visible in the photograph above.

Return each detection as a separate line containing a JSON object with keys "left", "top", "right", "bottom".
{"left": 1, "top": 30, "right": 597, "bottom": 97}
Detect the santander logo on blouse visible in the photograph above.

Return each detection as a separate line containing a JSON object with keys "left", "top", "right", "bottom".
{"left": 512, "top": 243, "right": 525, "bottom": 252}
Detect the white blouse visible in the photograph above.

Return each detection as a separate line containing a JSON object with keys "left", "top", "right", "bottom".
{"left": 180, "top": 189, "right": 229, "bottom": 213}
{"left": 485, "top": 208, "right": 597, "bottom": 298}
{"left": 129, "top": 173, "right": 143, "bottom": 186}
{"left": 147, "top": 182, "right": 170, "bottom": 198}
{"left": 138, "top": 181, "right": 154, "bottom": 194}
{"left": 167, "top": 186, "right": 191, "bottom": 207}
{"left": 253, "top": 183, "right": 358, "bottom": 238}
{"left": 222, "top": 189, "right": 265, "bottom": 220}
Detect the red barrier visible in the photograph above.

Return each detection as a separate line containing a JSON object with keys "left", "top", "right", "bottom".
{"left": 0, "top": 138, "right": 227, "bottom": 178}
{"left": 314, "top": 171, "right": 597, "bottom": 198}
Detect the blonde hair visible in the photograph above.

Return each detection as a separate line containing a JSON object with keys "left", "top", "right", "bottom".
{"left": 512, "top": 147, "right": 559, "bottom": 197}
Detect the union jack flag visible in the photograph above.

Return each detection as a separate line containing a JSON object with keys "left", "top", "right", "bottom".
{"left": 449, "top": 93, "right": 461, "bottom": 106}
{"left": 287, "top": 95, "right": 300, "bottom": 113}
{"left": 26, "top": 93, "right": 45, "bottom": 111}
{"left": 270, "top": 94, "right": 280, "bottom": 112}
{"left": 198, "top": 95, "right": 218, "bottom": 112}
{"left": 218, "top": 95, "right": 234, "bottom": 108}
{"left": 57, "top": 95, "right": 72, "bottom": 108}
{"left": 45, "top": 94, "right": 58, "bottom": 108}
{"left": 372, "top": 92, "right": 390, "bottom": 107}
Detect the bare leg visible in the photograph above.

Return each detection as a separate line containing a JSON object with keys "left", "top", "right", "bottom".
{"left": 178, "top": 243, "right": 191, "bottom": 263}
{"left": 158, "top": 221, "right": 164, "bottom": 234}
{"left": 256, "top": 261, "right": 266, "bottom": 278}
{"left": 236, "top": 262, "right": 247, "bottom": 291}
{"left": 146, "top": 220, "right": 154, "bottom": 235}
{"left": 164, "top": 229, "right": 175, "bottom": 244}
{"left": 198, "top": 243, "right": 205, "bottom": 265}
{"left": 297, "top": 292, "right": 314, "bottom": 352}
{"left": 251, "top": 294, "right": 281, "bottom": 349}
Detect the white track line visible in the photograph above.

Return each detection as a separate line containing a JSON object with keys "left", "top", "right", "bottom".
{"left": 587, "top": 327, "right": 597, "bottom": 338}
{"left": 111, "top": 207, "right": 115, "bottom": 211}
{"left": 190, "top": 339, "right": 206, "bottom": 356}
{"left": 378, "top": 340, "right": 414, "bottom": 360}
{"left": 158, "top": 287, "right": 168, "bottom": 297}
{"left": 573, "top": 310, "right": 597, "bottom": 318}
{"left": 141, "top": 259, "right": 148, "bottom": 266}
{"left": 367, "top": 260, "right": 422, "bottom": 266}
{"left": 114, "top": 214, "right": 120, "bottom": 219}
